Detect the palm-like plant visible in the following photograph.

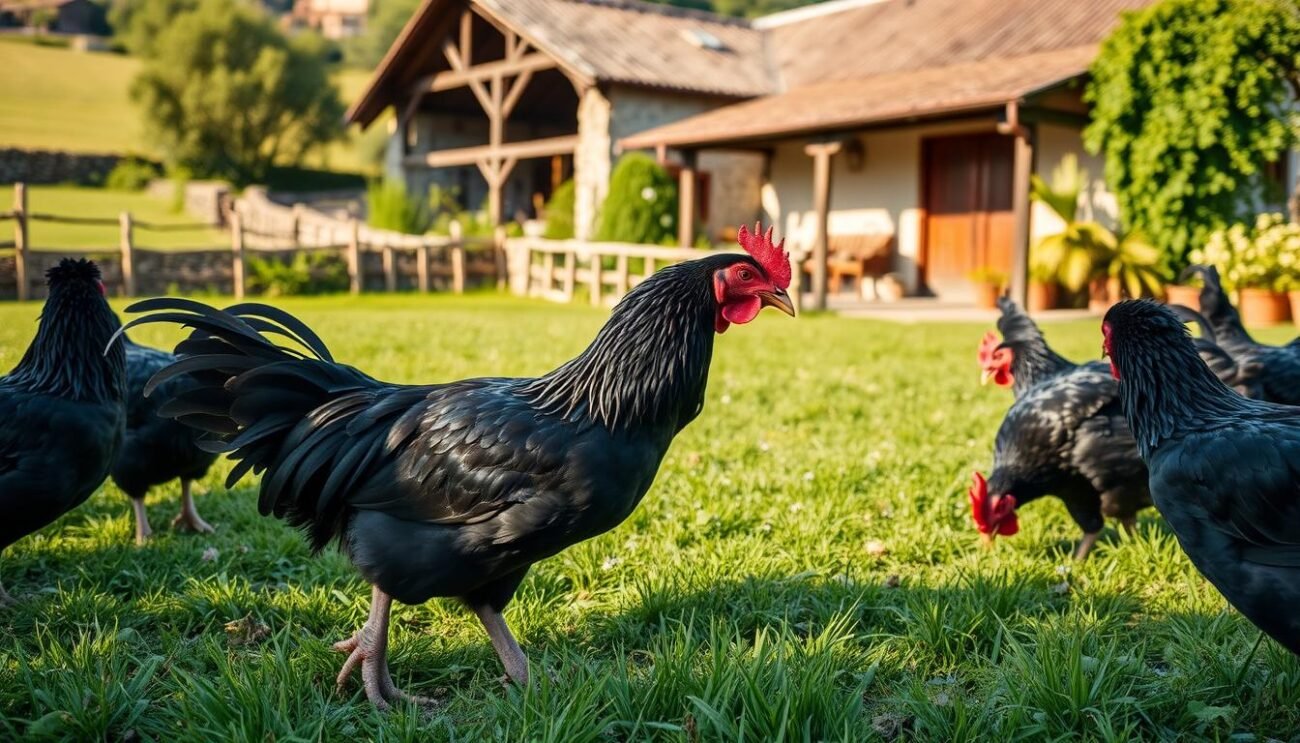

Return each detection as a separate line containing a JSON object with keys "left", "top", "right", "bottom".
{"left": 1030, "top": 155, "right": 1164, "bottom": 299}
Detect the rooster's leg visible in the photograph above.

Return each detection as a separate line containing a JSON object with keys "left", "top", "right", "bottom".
{"left": 1073, "top": 531, "right": 1101, "bottom": 561}
{"left": 131, "top": 499, "right": 153, "bottom": 545}
{"left": 171, "top": 480, "right": 214, "bottom": 534}
{"left": 333, "top": 585, "right": 430, "bottom": 709}
{"left": 473, "top": 604, "right": 529, "bottom": 685}
{"left": 1120, "top": 517, "right": 1137, "bottom": 536}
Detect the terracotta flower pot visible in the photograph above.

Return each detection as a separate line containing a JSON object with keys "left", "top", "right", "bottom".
{"left": 1027, "top": 281, "right": 1059, "bottom": 312}
{"left": 1163, "top": 284, "right": 1201, "bottom": 311}
{"left": 1087, "top": 277, "right": 1115, "bottom": 313}
{"left": 973, "top": 281, "right": 1001, "bottom": 310}
{"left": 1237, "top": 288, "right": 1291, "bottom": 327}
{"left": 1288, "top": 291, "right": 1300, "bottom": 328}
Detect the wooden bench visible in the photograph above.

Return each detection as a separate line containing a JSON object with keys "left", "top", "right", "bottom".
{"left": 802, "top": 233, "right": 894, "bottom": 295}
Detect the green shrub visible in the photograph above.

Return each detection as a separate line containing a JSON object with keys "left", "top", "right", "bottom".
{"left": 366, "top": 179, "right": 431, "bottom": 234}
{"left": 105, "top": 158, "right": 162, "bottom": 192}
{"left": 246, "top": 252, "right": 349, "bottom": 296}
{"left": 594, "top": 153, "right": 677, "bottom": 244}
{"left": 542, "top": 179, "right": 576, "bottom": 239}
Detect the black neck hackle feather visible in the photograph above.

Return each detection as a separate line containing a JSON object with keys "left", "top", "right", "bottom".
{"left": 521, "top": 254, "right": 739, "bottom": 433}
{"left": 995, "top": 297, "right": 1074, "bottom": 394}
{"left": 5, "top": 258, "right": 125, "bottom": 402}
{"left": 1107, "top": 299, "right": 1256, "bottom": 459}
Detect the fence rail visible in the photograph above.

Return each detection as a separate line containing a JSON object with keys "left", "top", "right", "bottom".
{"left": 2, "top": 182, "right": 505, "bottom": 301}
{"left": 506, "top": 236, "right": 717, "bottom": 306}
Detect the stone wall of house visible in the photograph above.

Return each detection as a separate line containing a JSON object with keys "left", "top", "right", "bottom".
{"left": 574, "top": 87, "right": 613, "bottom": 240}
{"left": 0, "top": 148, "right": 122, "bottom": 185}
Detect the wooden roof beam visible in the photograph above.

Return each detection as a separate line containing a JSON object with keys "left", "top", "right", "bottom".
{"left": 424, "top": 53, "right": 556, "bottom": 94}
{"left": 403, "top": 134, "right": 579, "bottom": 169}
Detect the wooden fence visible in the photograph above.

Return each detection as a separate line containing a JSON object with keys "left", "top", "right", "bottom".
{"left": 505, "top": 236, "right": 717, "bottom": 306}
{"left": 0, "top": 183, "right": 503, "bottom": 300}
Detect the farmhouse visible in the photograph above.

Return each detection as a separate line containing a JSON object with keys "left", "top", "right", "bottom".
{"left": 349, "top": 0, "right": 1162, "bottom": 304}
{"left": 0, "top": 0, "right": 106, "bottom": 36}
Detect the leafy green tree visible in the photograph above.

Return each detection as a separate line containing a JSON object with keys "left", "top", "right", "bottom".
{"left": 1085, "top": 0, "right": 1300, "bottom": 267}
{"left": 594, "top": 153, "right": 678, "bottom": 244}
{"left": 109, "top": 0, "right": 199, "bottom": 56}
{"left": 130, "top": 0, "right": 344, "bottom": 185}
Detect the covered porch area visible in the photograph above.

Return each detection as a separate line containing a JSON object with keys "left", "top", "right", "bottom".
{"left": 622, "top": 47, "right": 1105, "bottom": 313}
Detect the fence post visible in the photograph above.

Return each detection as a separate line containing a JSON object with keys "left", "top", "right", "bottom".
{"left": 230, "top": 212, "right": 245, "bottom": 300}
{"left": 449, "top": 220, "right": 465, "bottom": 295}
{"left": 290, "top": 203, "right": 303, "bottom": 249}
{"left": 416, "top": 240, "right": 431, "bottom": 293}
{"left": 589, "top": 251, "right": 603, "bottom": 306}
{"left": 13, "top": 182, "right": 27, "bottom": 302}
{"left": 615, "top": 253, "right": 629, "bottom": 300}
{"left": 348, "top": 219, "right": 361, "bottom": 295}
{"left": 562, "top": 248, "right": 576, "bottom": 302}
{"left": 119, "top": 211, "right": 135, "bottom": 297}
{"left": 493, "top": 225, "right": 507, "bottom": 290}
{"left": 382, "top": 236, "right": 397, "bottom": 293}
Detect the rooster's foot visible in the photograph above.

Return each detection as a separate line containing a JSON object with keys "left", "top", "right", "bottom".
{"left": 172, "top": 481, "right": 215, "bottom": 534}
{"left": 1072, "top": 531, "right": 1101, "bottom": 561}
{"left": 333, "top": 587, "right": 434, "bottom": 710}
{"left": 131, "top": 499, "right": 153, "bottom": 546}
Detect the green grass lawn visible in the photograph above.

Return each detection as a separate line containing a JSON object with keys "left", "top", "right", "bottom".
{"left": 1, "top": 294, "right": 1298, "bottom": 740}
{"left": 0, "top": 184, "right": 228, "bottom": 251}
{"left": 0, "top": 39, "right": 378, "bottom": 175}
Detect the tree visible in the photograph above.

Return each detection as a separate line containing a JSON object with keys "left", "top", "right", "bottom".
{"left": 1085, "top": 0, "right": 1300, "bottom": 268}
{"left": 110, "top": 0, "right": 200, "bottom": 56}
{"left": 594, "top": 153, "right": 678, "bottom": 244}
{"left": 346, "top": 0, "right": 422, "bottom": 68}
{"left": 130, "top": 0, "right": 345, "bottom": 185}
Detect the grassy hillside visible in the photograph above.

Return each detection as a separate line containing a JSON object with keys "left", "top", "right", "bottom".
{"left": 0, "top": 39, "right": 378, "bottom": 174}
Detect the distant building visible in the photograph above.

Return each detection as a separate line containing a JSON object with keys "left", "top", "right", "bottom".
{"left": 350, "top": 0, "right": 1298, "bottom": 303}
{"left": 289, "top": 0, "right": 368, "bottom": 40}
{"left": 0, "top": 0, "right": 107, "bottom": 36}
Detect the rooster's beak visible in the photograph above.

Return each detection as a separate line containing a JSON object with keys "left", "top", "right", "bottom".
{"left": 759, "top": 288, "right": 796, "bottom": 317}
{"left": 979, "top": 532, "right": 995, "bottom": 548}
{"left": 980, "top": 369, "right": 993, "bottom": 386}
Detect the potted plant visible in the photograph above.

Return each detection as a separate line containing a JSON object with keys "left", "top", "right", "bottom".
{"left": 1027, "top": 260, "right": 1059, "bottom": 311}
{"left": 967, "top": 267, "right": 1005, "bottom": 309}
{"left": 1253, "top": 214, "right": 1300, "bottom": 326}
{"left": 1163, "top": 280, "right": 1201, "bottom": 310}
{"left": 1192, "top": 216, "right": 1293, "bottom": 327}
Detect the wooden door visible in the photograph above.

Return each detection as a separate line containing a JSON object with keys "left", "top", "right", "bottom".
{"left": 921, "top": 133, "right": 1014, "bottom": 297}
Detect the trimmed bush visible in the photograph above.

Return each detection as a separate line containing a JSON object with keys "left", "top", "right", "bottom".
{"left": 594, "top": 153, "right": 677, "bottom": 244}
{"left": 542, "top": 179, "right": 576, "bottom": 239}
{"left": 105, "top": 158, "right": 162, "bottom": 192}
{"left": 366, "top": 179, "right": 431, "bottom": 235}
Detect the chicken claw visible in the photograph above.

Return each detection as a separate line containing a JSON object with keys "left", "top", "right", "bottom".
{"left": 333, "top": 587, "right": 434, "bottom": 709}
{"left": 171, "top": 481, "right": 214, "bottom": 534}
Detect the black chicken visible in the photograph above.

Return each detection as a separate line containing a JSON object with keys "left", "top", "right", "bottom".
{"left": 1104, "top": 300, "right": 1300, "bottom": 656}
{"left": 971, "top": 297, "right": 1150, "bottom": 560}
{"left": 111, "top": 338, "right": 219, "bottom": 545}
{"left": 1170, "top": 265, "right": 1300, "bottom": 405}
{"left": 117, "top": 225, "right": 795, "bottom": 706}
{"left": 0, "top": 259, "right": 126, "bottom": 603}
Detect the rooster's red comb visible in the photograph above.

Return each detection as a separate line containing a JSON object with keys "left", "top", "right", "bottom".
{"left": 737, "top": 222, "right": 791, "bottom": 290}
{"left": 968, "top": 471, "right": 1018, "bottom": 536}
{"left": 977, "top": 331, "right": 1001, "bottom": 366}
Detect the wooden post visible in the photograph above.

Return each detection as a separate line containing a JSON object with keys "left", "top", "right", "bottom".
{"left": 290, "top": 203, "right": 303, "bottom": 249}
{"left": 615, "top": 253, "right": 629, "bottom": 300}
{"left": 416, "top": 240, "right": 431, "bottom": 293}
{"left": 644, "top": 255, "right": 656, "bottom": 282}
{"left": 13, "top": 182, "right": 27, "bottom": 302}
{"left": 382, "top": 238, "right": 397, "bottom": 293}
{"left": 348, "top": 219, "right": 362, "bottom": 295}
{"left": 562, "top": 249, "right": 576, "bottom": 301}
{"left": 543, "top": 251, "right": 555, "bottom": 293}
{"left": 678, "top": 150, "right": 697, "bottom": 248}
{"left": 589, "top": 252, "right": 603, "bottom": 306}
{"left": 448, "top": 220, "right": 464, "bottom": 293}
{"left": 805, "top": 142, "right": 842, "bottom": 312}
{"left": 230, "top": 212, "right": 246, "bottom": 300}
{"left": 119, "top": 212, "right": 135, "bottom": 297}
{"left": 1009, "top": 130, "right": 1035, "bottom": 310}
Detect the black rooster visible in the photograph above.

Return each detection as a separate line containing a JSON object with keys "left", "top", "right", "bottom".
{"left": 0, "top": 260, "right": 126, "bottom": 603}
{"left": 971, "top": 298, "right": 1150, "bottom": 560}
{"left": 117, "top": 225, "right": 795, "bottom": 707}
{"left": 1169, "top": 265, "right": 1300, "bottom": 405}
{"left": 1104, "top": 300, "right": 1300, "bottom": 656}
{"left": 111, "top": 338, "right": 219, "bottom": 545}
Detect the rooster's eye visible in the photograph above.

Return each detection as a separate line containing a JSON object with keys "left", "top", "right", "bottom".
{"left": 738, "top": 269, "right": 753, "bottom": 282}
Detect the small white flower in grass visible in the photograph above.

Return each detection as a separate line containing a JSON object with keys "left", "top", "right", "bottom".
{"left": 865, "top": 540, "right": 887, "bottom": 557}
{"left": 720, "top": 393, "right": 732, "bottom": 405}
{"left": 641, "top": 186, "right": 656, "bottom": 201}
{"left": 758, "top": 440, "right": 770, "bottom": 452}
{"left": 1050, "top": 581, "right": 1070, "bottom": 595}
{"left": 760, "top": 521, "right": 773, "bottom": 534}
{"left": 802, "top": 471, "right": 814, "bottom": 482}
{"left": 1055, "top": 564, "right": 1071, "bottom": 576}
{"left": 201, "top": 547, "right": 219, "bottom": 562}
{"left": 933, "top": 692, "right": 951, "bottom": 707}
{"left": 601, "top": 556, "right": 622, "bottom": 571}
